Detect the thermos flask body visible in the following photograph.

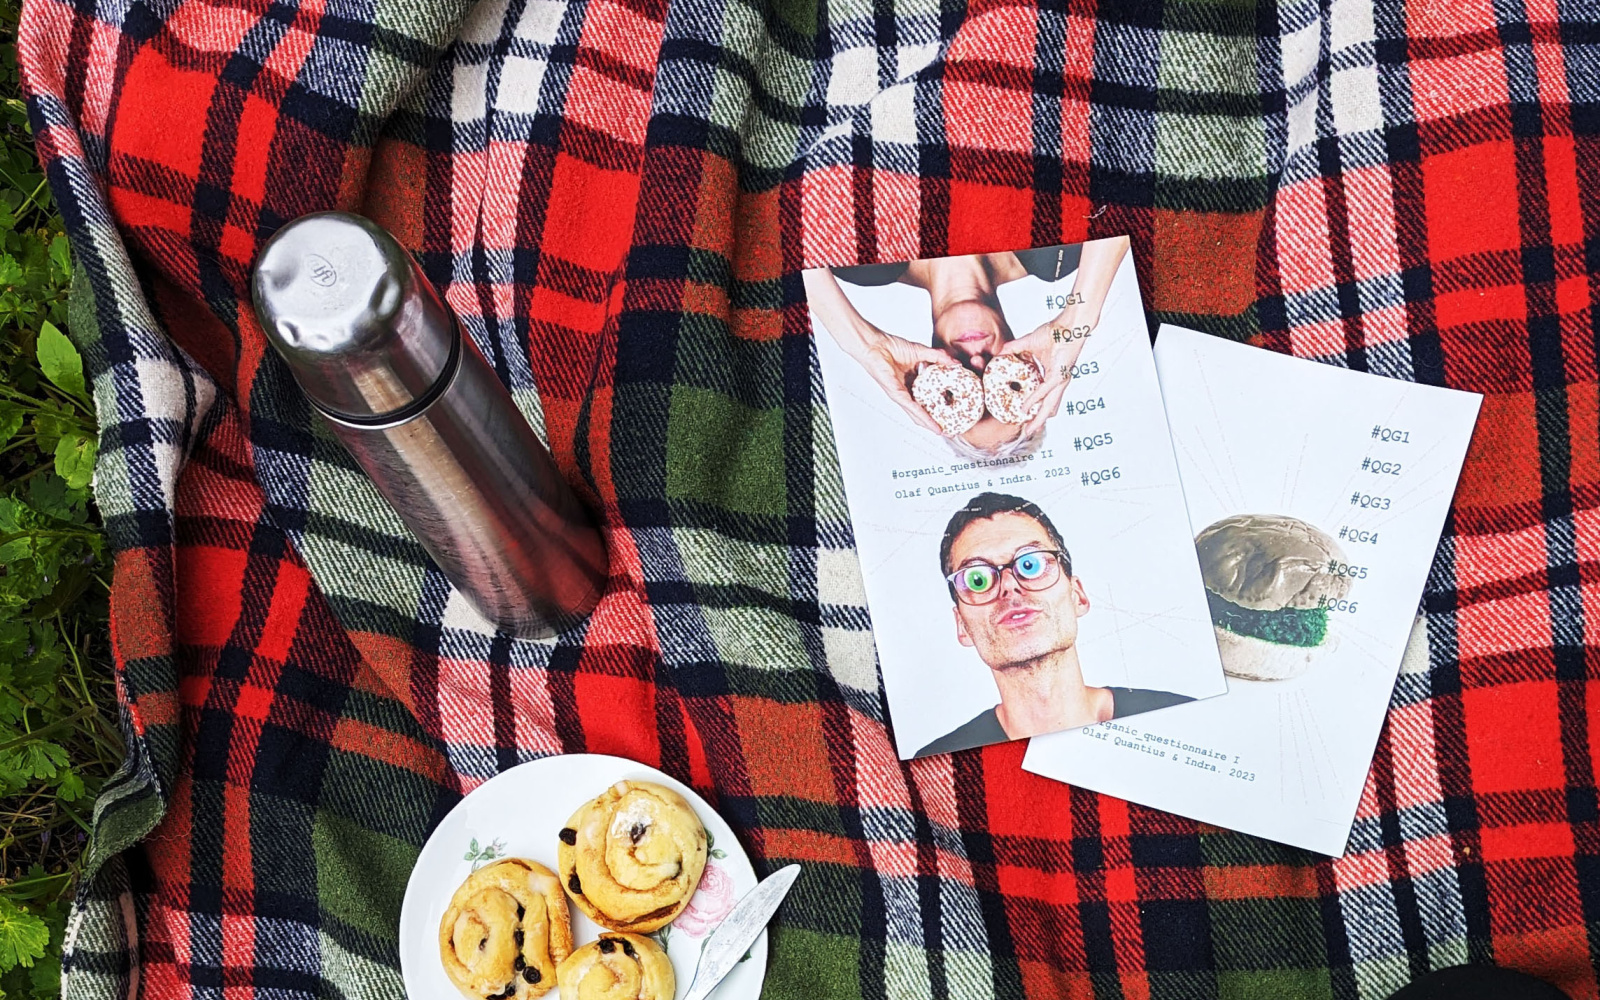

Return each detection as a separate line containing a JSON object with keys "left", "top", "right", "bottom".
{"left": 251, "top": 212, "right": 608, "bottom": 637}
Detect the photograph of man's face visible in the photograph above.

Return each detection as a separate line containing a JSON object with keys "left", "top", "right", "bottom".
{"left": 917, "top": 491, "right": 1199, "bottom": 757}
{"left": 942, "top": 499, "right": 1089, "bottom": 670}
{"left": 806, "top": 241, "right": 1227, "bottom": 760}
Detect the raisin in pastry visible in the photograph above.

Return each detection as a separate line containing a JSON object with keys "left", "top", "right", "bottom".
{"left": 557, "top": 781, "right": 707, "bottom": 933}
{"left": 440, "top": 858, "right": 572, "bottom": 1000}
{"left": 556, "top": 933, "right": 673, "bottom": 1000}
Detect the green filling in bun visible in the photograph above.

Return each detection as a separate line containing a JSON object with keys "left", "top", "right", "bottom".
{"left": 1206, "top": 590, "right": 1329, "bottom": 648}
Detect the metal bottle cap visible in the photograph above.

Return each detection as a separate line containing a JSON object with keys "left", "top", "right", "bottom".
{"left": 251, "top": 212, "right": 455, "bottom": 422}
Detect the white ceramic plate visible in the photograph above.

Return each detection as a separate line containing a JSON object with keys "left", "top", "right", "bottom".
{"left": 400, "top": 754, "right": 767, "bottom": 1000}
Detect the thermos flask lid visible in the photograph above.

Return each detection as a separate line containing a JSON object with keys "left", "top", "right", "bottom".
{"left": 251, "top": 211, "right": 456, "bottom": 422}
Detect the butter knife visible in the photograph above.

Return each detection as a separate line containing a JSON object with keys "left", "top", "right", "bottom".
{"left": 682, "top": 864, "right": 801, "bottom": 1000}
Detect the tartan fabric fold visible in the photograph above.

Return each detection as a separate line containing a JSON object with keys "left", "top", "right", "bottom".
{"left": 17, "top": 0, "right": 1600, "bottom": 995}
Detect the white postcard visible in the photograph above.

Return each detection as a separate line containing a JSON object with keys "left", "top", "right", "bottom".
{"left": 1024, "top": 325, "right": 1482, "bottom": 854}
{"left": 806, "top": 242, "right": 1227, "bottom": 759}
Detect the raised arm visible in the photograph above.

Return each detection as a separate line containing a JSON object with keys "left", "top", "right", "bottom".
{"left": 996, "top": 236, "right": 1131, "bottom": 436}
{"left": 804, "top": 269, "right": 955, "bottom": 435}
{"left": 1060, "top": 236, "right": 1127, "bottom": 331}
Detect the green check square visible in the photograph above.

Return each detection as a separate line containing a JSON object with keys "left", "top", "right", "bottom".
{"left": 241, "top": 795, "right": 318, "bottom": 902}
{"left": 318, "top": 728, "right": 443, "bottom": 846}
{"left": 1218, "top": 969, "right": 1334, "bottom": 1000}
{"left": 813, "top": 403, "right": 851, "bottom": 524}
{"left": 1353, "top": 955, "right": 1414, "bottom": 1000}
{"left": 1155, "top": 112, "right": 1266, "bottom": 181}
{"left": 666, "top": 385, "right": 786, "bottom": 516}
{"left": 676, "top": 529, "right": 792, "bottom": 595}
{"left": 885, "top": 941, "right": 936, "bottom": 997}
{"left": 1212, "top": 897, "right": 1330, "bottom": 972}
{"left": 764, "top": 926, "right": 860, "bottom": 1000}
{"left": 705, "top": 605, "right": 810, "bottom": 673}
{"left": 1158, "top": 31, "right": 1259, "bottom": 94}
{"left": 673, "top": 313, "right": 783, "bottom": 406}
{"left": 1166, "top": 0, "right": 1256, "bottom": 17}
{"left": 944, "top": 948, "right": 999, "bottom": 999}
{"left": 314, "top": 809, "right": 418, "bottom": 942}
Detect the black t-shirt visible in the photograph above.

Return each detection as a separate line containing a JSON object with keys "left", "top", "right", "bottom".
{"left": 832, "top": 244, "right": 1084, "bottom": 289}
{"left": 913, "top": 687, "right": 1193, "bottom": 758}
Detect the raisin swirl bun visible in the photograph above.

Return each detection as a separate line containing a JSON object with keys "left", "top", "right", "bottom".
{"left": 557, "top": 781, "right": 708, "bottom": 933}
{"left": 440, "top": 858, "right": 573, "bottom": 1000}
{"left": 556, "top": 933, "right": 674, "bottom": 1000}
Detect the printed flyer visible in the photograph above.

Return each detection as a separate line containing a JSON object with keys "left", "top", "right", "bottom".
{"left": 806, "top": 241, "right": 1227, "bottom": 759}
{"left": 1024, "top": 326, "right": 1482, "bottom": 854}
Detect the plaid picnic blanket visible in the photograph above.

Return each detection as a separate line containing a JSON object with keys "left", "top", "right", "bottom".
{"left": 17, "top": 0, "right": 1600, "bottom": 994}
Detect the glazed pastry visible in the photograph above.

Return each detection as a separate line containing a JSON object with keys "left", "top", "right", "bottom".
{"left": 440, "top": 858, "right": 574, "bottom": 1000}
{"left": 556, "top": 933, "right": 674, "bottom": 1000}
{"left": 981, "top": 354, "right": 1042, "bottom": 424}
{"left": 557, "top": 780, "right": 707, "bottom": 933}
{"left": 911, "top": 362, "right": 984, "bottom": 435}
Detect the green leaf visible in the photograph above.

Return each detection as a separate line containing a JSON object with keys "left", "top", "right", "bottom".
{"left": 0, "top": 537, "right": 29, "bottom": 564}
{"left": 0, "top": 897, "right": 48, "bottom": 971}
{"left": 0, "top": 402, "right": 20, "bottom": 448}
{"left": 29, "top": 409, "right": 73, "bottom": 454}
{"left": 15, "top": 623, "right": 64, "bottom": 692}
{"left": 27, "top": 474, "right": 84, "bottom": 524}
{"left": 35, "top": 321, "right": 83, "bottom": 400}
{"left": 47, "top": 235, "right": 69, "bottom": 281}
{"left": 56, "top": 769, "right": 84, "bottom": 801}
{"left": 52, "top": 431, "right": 94, "bottom": 490}
{"left": 28, "top": 952, "right": 61, "bottom": 995}
{"left": 0, "top": 253, "right": 20, "bottom": 286}
{"left": 0, "top": 621, "right": 28, "bottom": 665}
{"left": 3, "top": 742, "right": 68, "bottom": 782}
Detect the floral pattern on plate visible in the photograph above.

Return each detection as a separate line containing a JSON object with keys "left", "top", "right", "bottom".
{"left": 673, "top": 863, "right": 734, "bottom": 938}
{"left": 402, "top": 754, "right": 765, "bottom": 1000}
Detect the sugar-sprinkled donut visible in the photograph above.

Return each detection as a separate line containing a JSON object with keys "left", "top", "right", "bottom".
{"left": 982, "top": 355, "right": 1042, "bottom": 424}
{"left": 911, "top": 363, "right": 984, "bottom": 436}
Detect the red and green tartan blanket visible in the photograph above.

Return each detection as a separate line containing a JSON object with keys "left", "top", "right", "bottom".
{"left": 16, "top": 0, "right": 1600, "bottom": 994}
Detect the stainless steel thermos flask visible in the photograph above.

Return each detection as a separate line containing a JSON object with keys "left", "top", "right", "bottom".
{"left": 250, "top": 211, "right": 608, "bottom": 636}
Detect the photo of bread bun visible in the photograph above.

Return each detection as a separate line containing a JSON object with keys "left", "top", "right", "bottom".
{"left": 1195, "top": 514, "right": 1352, "bottom": 681}
{"left": 439, "top": 858, "right": 573, "bottom": 1000}
{"left": 981, "top": 354, "right": 1042, "bottom": 424}
{"left": 557, "top": 780, "right": 708, "bottom": 933}
{"left": 556, "top": 933, "right": 674, "bottom": 1000}
{"left": 911, "top": 362, "right": 984, "bottom": 435}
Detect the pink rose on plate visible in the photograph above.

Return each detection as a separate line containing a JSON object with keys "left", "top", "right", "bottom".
{"left": 674, "top": 863, "right": 735, "bottom": 937}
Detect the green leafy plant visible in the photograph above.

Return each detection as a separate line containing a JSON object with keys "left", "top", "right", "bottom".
{"left": 464, "top": 837, "right": 506, "bottom": 871}
{"left": 0, "top": 2, "right": 121, "bottom": 996}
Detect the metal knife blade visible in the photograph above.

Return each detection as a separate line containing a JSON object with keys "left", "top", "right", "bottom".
{"left": 682, "top": 864, "right": 800, "bottom": 1000}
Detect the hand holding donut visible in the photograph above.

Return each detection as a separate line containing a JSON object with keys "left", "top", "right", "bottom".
{"left": 847, "top": 329, "right": 962, "bottom": 435}
{"left": 996, "top": 300, "right": 1101, "bottom": 439}
{"left": 801, "top": 269, "right": 953, "bottom": 435}
{"left": 995, "top": 235, "right": 1125, "bottom": 438}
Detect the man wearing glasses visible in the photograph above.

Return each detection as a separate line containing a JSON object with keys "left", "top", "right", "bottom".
{"left": 915, "top": 492, "right": 1193, "bottom": 757}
